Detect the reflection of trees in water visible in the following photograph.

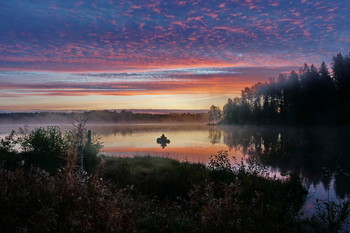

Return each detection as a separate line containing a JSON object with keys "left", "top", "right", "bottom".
{"left": 208, "top": 127, "right": 222, "bottom": 144}
{"left": 119, "top": 129, "right": 133, "bottom": 136}
{"left": 219, "top": 126, "right": 350, "bottom": 198}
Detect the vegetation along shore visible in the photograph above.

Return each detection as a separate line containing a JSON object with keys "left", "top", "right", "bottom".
{"left": 0, "top": 125, "right": 349, "bottom": 233}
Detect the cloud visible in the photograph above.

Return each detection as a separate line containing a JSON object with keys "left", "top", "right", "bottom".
{"left": 1, "top": 0, "right": 349, "bottom": 110}
{"left": 0, "top": 66, "right": 299, "bottom": 100}
{"left": 1, "top": 0, "right": 349, "bottom": 72}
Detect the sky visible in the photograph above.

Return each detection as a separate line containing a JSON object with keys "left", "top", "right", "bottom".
{"left": 0, "top": 0, "right": 349, "bottom": 111}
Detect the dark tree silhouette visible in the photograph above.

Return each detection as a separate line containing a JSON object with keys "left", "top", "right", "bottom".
{"left": 333, "top": 53, "right": 350, "bottom": 124}
{"left": 220, "top": 52, "right": 350, "bottom": 125}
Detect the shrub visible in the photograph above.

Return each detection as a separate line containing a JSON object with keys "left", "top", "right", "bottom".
{"left": 305, "top": 199, "right": 350, "bottom": 233}
{"left": 208, "top": 150, "right": 235, "bottom": 183}
{"left": 23, "top": 126, "right": 69, "bottom": 172}
{"left": 0, "top": 165, "right": 137, "bottom": 233}
{"left": 0, "top": 126, "right": 102, "bottom": 173}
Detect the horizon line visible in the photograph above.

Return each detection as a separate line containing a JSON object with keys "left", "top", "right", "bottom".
{"left": 0, "top": 109, "right": 209, "bottom": 114}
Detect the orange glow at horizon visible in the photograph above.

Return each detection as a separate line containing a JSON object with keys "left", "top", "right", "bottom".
{"left": 0, "top": 67, "right": 277, "bottom": 111}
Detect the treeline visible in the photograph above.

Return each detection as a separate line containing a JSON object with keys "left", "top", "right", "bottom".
{"left": 0, "top": 110, "right": 207, "bottom": 124}
{"left": 220, "top": 53, "right": 350, "bottom": 125}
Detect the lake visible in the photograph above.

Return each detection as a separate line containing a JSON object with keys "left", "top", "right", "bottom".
{"left": 1, "top": 123, "right": 350, "bottom": 214}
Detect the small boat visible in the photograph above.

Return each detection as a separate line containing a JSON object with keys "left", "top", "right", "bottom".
{"left": 156, "top": 135, "right": 170, "bottom": 144}
{"left": 156, "top": 134, "right": 170, "bottom": 148}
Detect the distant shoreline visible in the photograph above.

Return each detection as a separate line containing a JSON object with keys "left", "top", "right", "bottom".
{"left": 0, "top": 109, "right": 208, "bottom": 114}
{"left": 0, "top": 110, "right": 208, "bottom": 124}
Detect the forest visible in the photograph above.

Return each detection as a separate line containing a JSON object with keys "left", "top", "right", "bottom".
{"left": 213, "top": 53, "right": 350, "bottom": 125}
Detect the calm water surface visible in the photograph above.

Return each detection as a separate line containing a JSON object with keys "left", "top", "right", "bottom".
{"left": 1, "top": 123, "right": 350, "bottom": 213}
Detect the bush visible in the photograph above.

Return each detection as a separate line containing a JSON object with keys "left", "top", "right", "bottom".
{"left": 186, "top": 166, "right": 307, "bottom": 232}
{"left": 305, "top": 199, "right": 350, "bottom": 233}
{"left": 0, "top": 165, "right": 136, "bottom": 233}
{"left": 0, "top": 130, "right": 22, "bottom": 169}
{"left": 24, "top": 126, "right": 69, "bottom": 172}
{"left": 208, "top": 150, "right": 235, "bottom": 183}
{"left": 0, "top": 126, "right": 101, "bottom": 173}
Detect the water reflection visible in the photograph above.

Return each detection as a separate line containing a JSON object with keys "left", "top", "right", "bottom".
{"left": 97, "top": 124, "right": 230, "bottom": 164}
{"left": 91, "top": 124, "right": 350, "bottom": 199}
{"left": 1, "top": 123, "right": 349, "bottom": 200}
{"left": 218, "top": 126, "right": 350, "bottom": 199}
{"left": 208, "top": 127, "right": 221, "bottom": 144}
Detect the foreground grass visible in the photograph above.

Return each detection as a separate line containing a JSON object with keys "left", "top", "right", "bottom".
{"left": 1, "top": 154, "right": 350, "bottom": 232}
{"left": 102, "top": 155, "right": 309, "bottom": 232}
{"left": 103, "top": 156, "right": 209, "bottom": 198}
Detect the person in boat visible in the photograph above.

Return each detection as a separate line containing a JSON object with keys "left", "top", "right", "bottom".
{"left": 157, "top": 134, "right": 170, "bottom": 148}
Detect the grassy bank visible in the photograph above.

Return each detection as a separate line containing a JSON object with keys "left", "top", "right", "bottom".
{"left": 0, "top": 155, "right": 308, "bottom": 233}
{"left": 103, "top": 156, "right": 209, "bottom": 198}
